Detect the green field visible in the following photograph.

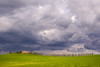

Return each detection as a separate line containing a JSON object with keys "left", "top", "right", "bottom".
{"left": 0, "top": 54, "right": 100, "bottom": 67}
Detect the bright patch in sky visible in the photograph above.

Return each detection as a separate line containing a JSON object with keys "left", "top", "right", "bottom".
{"left": 71, "top": 15, "right": 77, "bottom": 23}
{"left": 39, "top": 29, "right": 57, "bottom": 40}
{"left": 39, "top": 29, "right": 61, "bottom": 41}
{"left": 39, "top": 6, "right": 43, "bottom": 9}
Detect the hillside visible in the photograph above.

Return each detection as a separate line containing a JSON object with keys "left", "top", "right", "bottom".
{"left": 0, "top": 54, "right": 100, "bottom": 67}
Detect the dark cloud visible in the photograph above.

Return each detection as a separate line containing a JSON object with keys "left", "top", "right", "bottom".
{"left": 0, "top": 0, "right": 25, "bottom": 15}
{"left": 0, "top": 0, "right": 100, "bottom": 52}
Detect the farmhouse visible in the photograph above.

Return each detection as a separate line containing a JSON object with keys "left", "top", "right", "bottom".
{"left": 20, "top": 51, "right": 30, "bottom": 54}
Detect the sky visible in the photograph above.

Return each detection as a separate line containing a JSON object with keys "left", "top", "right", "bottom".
{"left": 0, "top": 0, "right": 100, "bottom": 53}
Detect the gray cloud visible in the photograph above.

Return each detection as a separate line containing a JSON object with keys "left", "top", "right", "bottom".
{"left": 0, "top": 0, "right": 100, "bottom": 52}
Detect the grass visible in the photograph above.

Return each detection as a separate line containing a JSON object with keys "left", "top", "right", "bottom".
{"left": 0, "top": 53, "right": 100, "bottom": 67}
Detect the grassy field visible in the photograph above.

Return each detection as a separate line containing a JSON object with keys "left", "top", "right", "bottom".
{"left": 0, "top": 54, "right": 100, "bottom": 67}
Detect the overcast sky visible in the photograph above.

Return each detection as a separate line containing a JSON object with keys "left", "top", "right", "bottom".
{"left": 0, "top": 0, "right": 100, "bottom": 52}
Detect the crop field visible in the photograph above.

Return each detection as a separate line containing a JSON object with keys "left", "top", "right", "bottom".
{"left": 0, "top": 54, "right": 100, "bottom": 67}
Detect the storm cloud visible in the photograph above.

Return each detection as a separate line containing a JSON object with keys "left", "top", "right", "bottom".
{"left": 0, "top": 0, "right": 100, "bottom": 52}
